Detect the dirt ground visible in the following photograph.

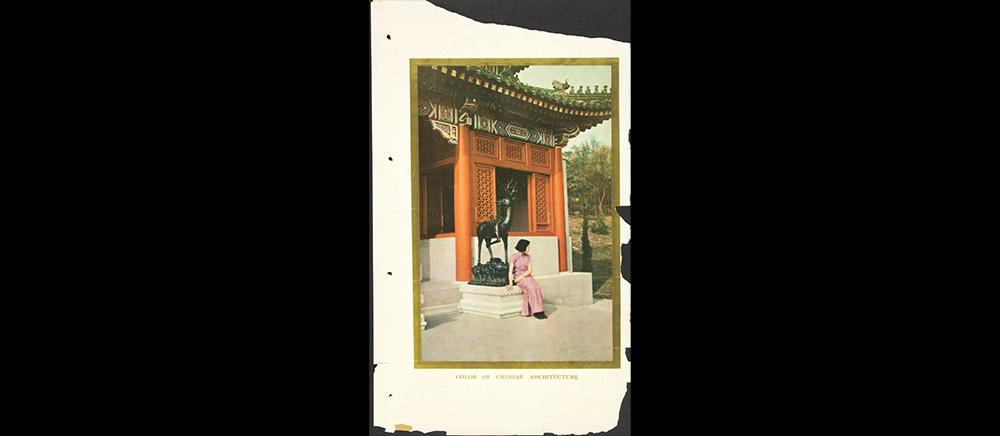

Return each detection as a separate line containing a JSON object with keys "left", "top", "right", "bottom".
{"left": 569, "top": 214, "right": 616, "bottom": 298}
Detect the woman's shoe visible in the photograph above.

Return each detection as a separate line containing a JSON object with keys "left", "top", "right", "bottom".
{"left": 534, "top": 313, "right": 547, "bottom": 319}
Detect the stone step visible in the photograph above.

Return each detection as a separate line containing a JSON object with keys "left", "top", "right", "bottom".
{"left": 584, "top": 298, "right": 614, "bottom": 312}
{"left": 420, "top": 281, "right": 462, "bottom": 307}
{"left": 421, "top": 281, "right": 462, "bottom": 292}
{"left": 422, "top": 302, "right": 459, "bottom": 315}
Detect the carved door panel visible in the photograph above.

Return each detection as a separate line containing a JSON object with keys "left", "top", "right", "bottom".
{"left": 474, "top": 164, "right": 496, "bottom": 223}
{"left": 532, "top": 173, "right": 551, "bottom": 232}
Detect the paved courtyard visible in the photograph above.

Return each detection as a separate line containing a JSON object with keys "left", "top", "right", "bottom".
{"left": 421, "top": 299, "right": 613, "bottom": 362}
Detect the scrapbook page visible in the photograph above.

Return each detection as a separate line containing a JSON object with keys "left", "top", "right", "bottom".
{"left": 372, "top": 1, "right": 630, "bottom": 434}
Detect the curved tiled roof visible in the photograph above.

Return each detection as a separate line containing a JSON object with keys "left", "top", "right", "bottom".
{"left": 424, "top": 65, "right": 613, "bottom": 120}
{"left": 463, "top": 65, "right": 612, "bottom": 111}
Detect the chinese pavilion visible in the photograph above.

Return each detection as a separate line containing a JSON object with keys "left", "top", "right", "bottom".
{"left": 417, "top": 64, "right": 612, "bottom": 311}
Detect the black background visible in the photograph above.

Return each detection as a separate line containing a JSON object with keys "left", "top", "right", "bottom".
{"left": 428, "top": 0, "right": 630, "bottom": 43}
{"left": 87, "top": 0, "right": 904, "bottom": 434}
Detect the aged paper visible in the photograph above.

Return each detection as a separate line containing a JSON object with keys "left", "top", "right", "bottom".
{"left": 372, "top": 1, "right": 630, "bottom": 434}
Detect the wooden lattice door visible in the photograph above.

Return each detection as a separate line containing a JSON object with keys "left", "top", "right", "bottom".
{"left": 530, "top": 173, "right": 551, "bottom": 232}
{"left": 474, "top": 164, "right": 496, "bottom": 223}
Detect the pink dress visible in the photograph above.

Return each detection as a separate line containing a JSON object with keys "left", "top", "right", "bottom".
{"left": 512, "top": 251, "right": 544, "bottom": 316}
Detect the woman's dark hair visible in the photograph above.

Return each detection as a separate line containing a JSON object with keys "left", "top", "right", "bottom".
{"left": 514, "top": 239, "right": 530, "bottom": 252}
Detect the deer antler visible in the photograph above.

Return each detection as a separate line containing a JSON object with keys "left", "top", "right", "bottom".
{"left": 505, "top": 179, "right": 518, "bottom": 196}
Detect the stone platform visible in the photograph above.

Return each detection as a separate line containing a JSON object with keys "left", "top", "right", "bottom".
{"left": 456, "top": 272, "right": 594, "bottom": 319}
{"left": 534, "top": 272, "right": 593, "bottom": 307}
{"left": 420, "top": 280, "right": 461, "bottom": 315}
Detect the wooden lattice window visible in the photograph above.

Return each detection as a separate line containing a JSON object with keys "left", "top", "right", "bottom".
{"left": 503, "top": 140, "right": 525, "bottom": 163}
{"left": 475, "top": 164, "right": 496, "bottom": 223}
{"left": 530, "top": 145, "right": 549, "bottom": 167}
{"left": 475, "top": 135, "right": 499, "bottom": 159}
{"left": 533, "top": 173, "right": 550, "bottom": 225}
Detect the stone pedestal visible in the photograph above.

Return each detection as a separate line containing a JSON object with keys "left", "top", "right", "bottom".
{"left": 458, "top": 284, "right": 523, "bottom": 319}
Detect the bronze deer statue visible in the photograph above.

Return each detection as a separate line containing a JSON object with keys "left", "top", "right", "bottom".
{"left": 476, "top": 179, "right": 518, "bottom": 264}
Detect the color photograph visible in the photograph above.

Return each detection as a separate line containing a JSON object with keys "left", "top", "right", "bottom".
{"left": 412, "top": 59, "right": 620, "bottom": 368}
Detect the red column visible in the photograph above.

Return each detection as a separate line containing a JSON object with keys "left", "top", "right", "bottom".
{"left": 552, "top": 146, "right": 568, "bottom": 272}
{"left": 453, "top": 125, "right": 474, "bottom": 281}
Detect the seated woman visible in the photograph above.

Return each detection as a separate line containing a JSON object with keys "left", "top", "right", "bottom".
{"left": 506, "top": 239, "right": 547, "bottom": 319}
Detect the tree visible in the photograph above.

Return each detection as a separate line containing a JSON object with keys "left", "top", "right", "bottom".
{"left": 566, "top": 136, "right": 612, "bottom": 218}
{"left": 565, "top": 136, "right": 612, "bottom": 271}
{"left": 581, "top": 215, "right": 593, "bottom": 272}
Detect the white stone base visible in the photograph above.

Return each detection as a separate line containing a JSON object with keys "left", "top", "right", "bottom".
{"left": 457, "top": 272, "right": 595, "bottom": 319}
{"left": 458, "top": 284, "right": 524, "bottom": 319}
{"left": 536, "top": 272, "right": 594, "bottom": 307}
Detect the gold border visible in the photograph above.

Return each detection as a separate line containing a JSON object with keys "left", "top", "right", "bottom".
{"left": 411, "top": 58, "right": 620, "bottom": 369}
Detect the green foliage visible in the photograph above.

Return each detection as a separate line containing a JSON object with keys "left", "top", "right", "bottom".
{"left": 565, "top": 137, "right": 612, "bottom": 218}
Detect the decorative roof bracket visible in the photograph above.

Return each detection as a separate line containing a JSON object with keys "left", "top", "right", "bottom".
{"left": 429, "top": 120, "right": 458, "bottom": 145}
